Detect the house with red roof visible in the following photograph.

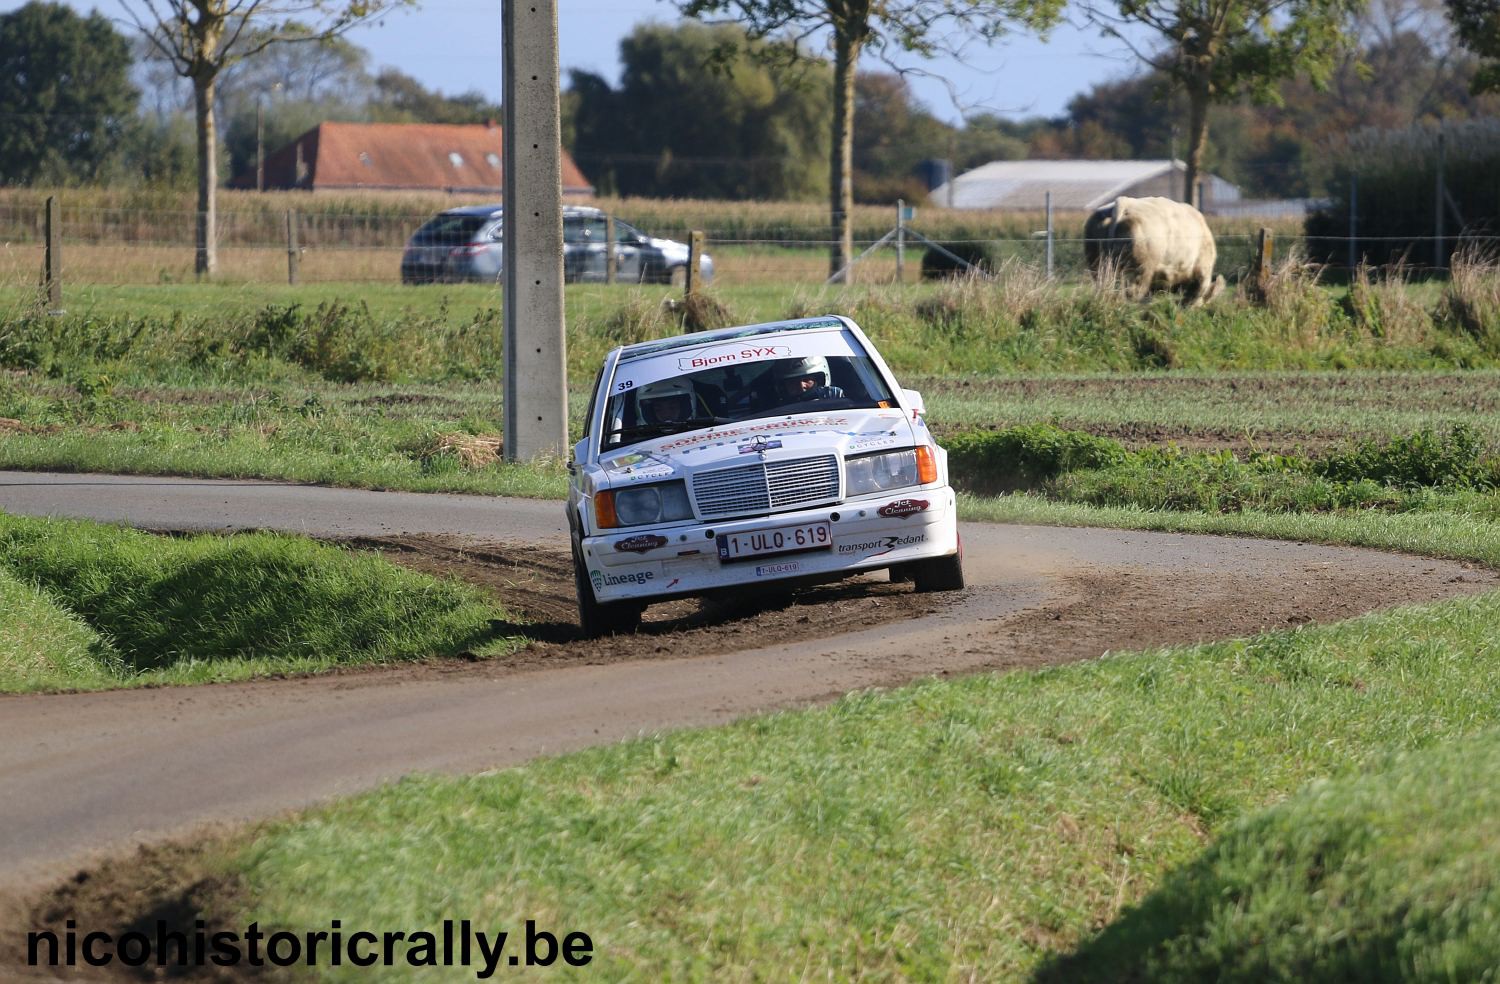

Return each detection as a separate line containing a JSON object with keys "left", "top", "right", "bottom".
{"left": 230, "top": 121, "right": 593, "bottom": 196}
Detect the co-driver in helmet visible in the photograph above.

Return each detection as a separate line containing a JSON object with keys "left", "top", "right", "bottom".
{"left": 774, "top": 355, "right": 845, "bottom": 406}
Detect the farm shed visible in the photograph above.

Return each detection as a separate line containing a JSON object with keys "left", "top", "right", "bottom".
{"left": 230, "top": 121, "right": 594, "bottom": 196}
{"left": 929, "top": 159, "right": 1240, "bottom": 213}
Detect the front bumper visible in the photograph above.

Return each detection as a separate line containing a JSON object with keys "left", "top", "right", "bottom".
{"left": 579, "top": 486, "right": 958, "bottom": 603}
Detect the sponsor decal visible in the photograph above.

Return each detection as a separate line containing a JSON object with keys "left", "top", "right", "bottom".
{"left": 738, "top": 437, "right": 782, "bottom": 454}
{"left": 650, "top": 417, "right": 850, "bottom": 454}
{"left": 847, "top": 434, "right": 898, "bottom": 453}
{"left": 878, "top": 497, "right": 931, "bottom": 519}
{"left": 590, "top": 568, "right": 656, "bottom": 592}
{"left": 613, "top": 534, "right": 668, "bottom": 554}
{"left": 837, "top": 534, "right": 928, "bottom": 557}
{"left": 755, "top": 561, "right": 801, "bottom": 577}
{"left": 619, "top": 466, "right": 675, "bottom": 482}
{"left": 677, "top": 344, "right": 790, "bottom": 371}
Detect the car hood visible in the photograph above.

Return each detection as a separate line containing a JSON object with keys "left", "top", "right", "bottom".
{"left": 650, "top": 237, "right": 710, "bottom": 261}
{"left": 595, "top": 409, "right": 917, "bottom": 490}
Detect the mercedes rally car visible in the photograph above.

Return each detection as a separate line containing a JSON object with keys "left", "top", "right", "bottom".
{"left": 566, "top": 315, "right": 964, "bottom": 637}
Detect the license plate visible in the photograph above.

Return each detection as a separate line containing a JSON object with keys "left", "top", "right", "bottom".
{"left": 717, "top": 522, "right": 832, "bottom": 561}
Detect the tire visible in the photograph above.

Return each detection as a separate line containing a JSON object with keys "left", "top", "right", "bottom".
{"left": 572, "top": 542, "right": 643, "bottom": 638}
{"left": 668, "top": 265, "right": 688, "bottom": 288}
{"left": 911, "top": 538, "right": 965, "bottom": 593}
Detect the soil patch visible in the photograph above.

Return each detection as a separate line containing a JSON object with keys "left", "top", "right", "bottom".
{"left": 345, "top": 533, "right": 951, "bottom": 671}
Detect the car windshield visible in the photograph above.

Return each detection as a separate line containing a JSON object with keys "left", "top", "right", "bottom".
{"left": 599, "top": 327, "right": 896, "bottom": 453}
{"left": 410, "top": 214, "right": 489, "bottom": 246}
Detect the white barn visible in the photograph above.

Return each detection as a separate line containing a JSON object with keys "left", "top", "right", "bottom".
{"left": 929, "top": 159, "right": 1241, "bottom": 213}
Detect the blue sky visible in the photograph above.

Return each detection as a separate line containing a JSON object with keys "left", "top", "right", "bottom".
{"left": 5, "top": 0, "right": 1151, "bottom": 124}
{"left": 356, "top": 0, "right": 1146, "bottom": 123}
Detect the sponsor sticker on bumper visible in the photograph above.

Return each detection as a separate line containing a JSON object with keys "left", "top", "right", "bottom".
{"left": 836, "top": 533, "right": 928, "bottom": 557}
{"left": 878, "top": 497, "right": 931, "bottom": 519}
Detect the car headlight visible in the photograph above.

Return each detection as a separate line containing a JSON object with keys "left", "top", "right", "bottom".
{"left": 597, "top": 480, "right": 694, "bottom": 529}
{"left": 844, "top": 447, "right": 938, "bottom": 497}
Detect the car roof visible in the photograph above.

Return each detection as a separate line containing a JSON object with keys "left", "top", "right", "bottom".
{"left": 438, "top": 204, "right": 606, "bottom": 219}
{"left": 615, "top": 316, "right": 851, "bottom": 364}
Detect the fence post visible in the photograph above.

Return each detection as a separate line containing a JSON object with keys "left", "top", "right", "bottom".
{"left": 685, "top": 230, "right": 703, "bottom": 297}
{"left": 285, "top": 210, "right": 300, "bottom": 285}
{"left": 1045, "top": 191, "right": 1054, "bottom": 279}
{"left": 44, "top": 196, "right": 62, "bottom": 311}
{"left": 895, "top": 199, "right": 905, "bottom": 284}
{"left": 1253, "top": 227, "right": 1274, "bottom": 302}
{"left": 1348, "top": 172, "right": 1358, "bottom": 273}
{"left": 604, "top": 213, "right": 616, "bottom": 285}
{"left": 1434, "top": 130, "right": 1446, "bottom": 272}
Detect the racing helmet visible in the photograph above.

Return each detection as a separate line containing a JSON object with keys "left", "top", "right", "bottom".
{"left": 775, "top": 355, "right": 829, "bottom": 388}
{"left": 638, "top": 378, "right": 695, "bottom": 423}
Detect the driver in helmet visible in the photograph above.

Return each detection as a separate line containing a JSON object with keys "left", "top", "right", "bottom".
{"left": 638, "top": 378, "right": 697, "bottom": 426}
{"left": 775, "top": 355, "right": 845, "bottom": 405}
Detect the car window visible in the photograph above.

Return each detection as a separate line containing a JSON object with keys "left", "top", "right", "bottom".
{"left": 564, "top": 216, "right": 608, "bottom": 244}
{"left": 615, "top": 221, "right": 645, "bottom": 244}
{"left": 599, "top": 328, "right": 896, "bottom": 453}
{"left": 410, "top": 215, "right": 489, "bottom": 246}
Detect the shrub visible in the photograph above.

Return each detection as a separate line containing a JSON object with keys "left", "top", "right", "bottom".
{"left": 1314, "top": 424, "right": 1500, "bottom": 489}
{"left": 943, "top": 424, "right": 1128, "bottom": 494}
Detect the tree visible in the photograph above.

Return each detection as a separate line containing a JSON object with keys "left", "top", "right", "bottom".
{"left": 677, "top": 0, "right": 1063, "bottom": 282}
{"left": 852, "top": 71, "right": 953, "bottom": 202}
{"left": 121, "top": 0, "right": 411, "bottom": 276}
{"left": 1447, "top": 0, "right": 1500, "bottom": 90}
{"left": 568, "top": 22, "right": 830, "bottom": 200}
{"left": 367, "top": 67, "right": 501, "bottom": 124}
{"left": 1084, "top": 0, "right": 1363, "bottom": 203}
{"left": 0, "top": 2, "right": 139, "bottom": 184}
{"left": 217, "top": 29, "right": 373, "bottom": 180}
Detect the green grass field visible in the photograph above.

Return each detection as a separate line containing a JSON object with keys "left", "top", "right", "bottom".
{"left": 7, "top": 275, "right": 1500, "bottom": 978}
{"left": 182, "top": 584, "right": 1500, "bottom": 980}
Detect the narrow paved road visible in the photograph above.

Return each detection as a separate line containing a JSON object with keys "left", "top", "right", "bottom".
{"left": 0, "top": 471, "right": 1492, "bottom": 890}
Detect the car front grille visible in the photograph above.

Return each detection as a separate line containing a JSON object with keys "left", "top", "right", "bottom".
{"left": 691, "top": 455, "right": 841, "bottom": 519}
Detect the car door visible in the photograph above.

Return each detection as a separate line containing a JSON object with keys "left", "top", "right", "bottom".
{"left": 613, "top": 221, "right": 648, "bottom": 283}
{"left": 563, "top": 215, "right": 611, "bottom": 282}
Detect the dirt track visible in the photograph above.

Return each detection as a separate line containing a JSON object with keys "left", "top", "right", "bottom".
{"left": 0, "top": 471, "right": 1495, "bottom": 901}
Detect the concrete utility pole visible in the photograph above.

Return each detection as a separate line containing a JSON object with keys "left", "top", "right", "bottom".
{"left": 502, "top": 0, "right": 568, "bottom": 462}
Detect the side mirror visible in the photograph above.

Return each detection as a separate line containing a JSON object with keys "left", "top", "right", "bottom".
{"left": 901, "top": 388, "right": 925, "bottom": 417}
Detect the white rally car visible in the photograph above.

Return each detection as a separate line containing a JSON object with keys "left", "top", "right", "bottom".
{"left": 566, "top": 315, "right": 964, "bottom": 637}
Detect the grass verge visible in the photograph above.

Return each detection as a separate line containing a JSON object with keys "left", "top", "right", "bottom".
{"left": 172, "top": 585, "right": 1500, "bottom": 980}
{"left": 1039, "top": 728, "right": 1500, "bottom": 981}
{"left": 0, "top": 514, "right": 523, "bottom": 692}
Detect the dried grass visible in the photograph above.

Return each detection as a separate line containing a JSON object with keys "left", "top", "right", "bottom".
{"left": 1440, "top": 247, "right": 1500, "bottom": 348}
{"left": 1347, "top": 261, "right": 1433, "bottom": 345}
{"left": 425, "top": 432, "right": 504, "bottom": 470}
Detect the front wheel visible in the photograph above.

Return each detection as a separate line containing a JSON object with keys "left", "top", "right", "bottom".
{"left": 911, "top": 539, "right": 965, "bottom": 593}
{"left": 573, "top": 544, "right": 643, "bottom": 638}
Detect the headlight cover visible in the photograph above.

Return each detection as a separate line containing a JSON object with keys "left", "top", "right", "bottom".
{"left": 845, "top": 448, "right": 920, "bottom": 497}
{"left": 613, "top": 480, "right": 694, "bottom": 527}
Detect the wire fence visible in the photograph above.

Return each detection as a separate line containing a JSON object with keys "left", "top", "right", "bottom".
{"left": 2, "top": 200, "right": 1494, "bottom": 290}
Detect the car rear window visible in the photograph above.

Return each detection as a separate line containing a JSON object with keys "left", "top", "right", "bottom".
{"left": 410, "top": 215, "right": 490, "bottom": 245}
